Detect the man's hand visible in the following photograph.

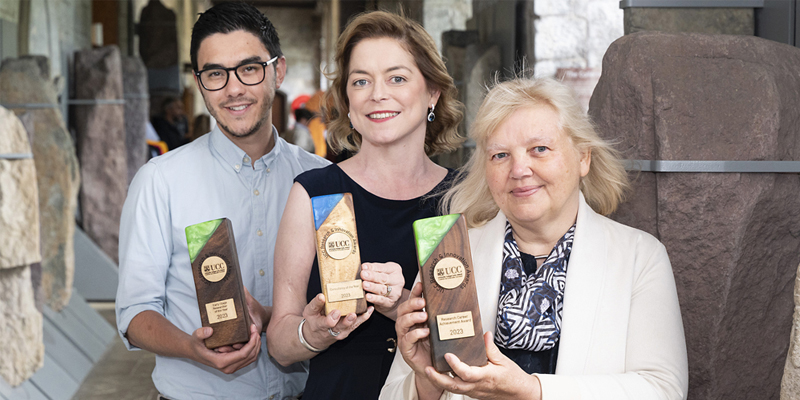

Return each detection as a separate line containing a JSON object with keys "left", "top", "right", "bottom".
{"left": 126, "top": 310, "right": 262, "bottom": 375}
{"left": 213, "top": 287, "right": 269, "bottom": 354}
{"left": 190, "top": 324, "right": 262, "bottom": 374}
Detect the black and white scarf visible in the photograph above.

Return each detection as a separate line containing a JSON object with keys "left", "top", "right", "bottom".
{"left": 495, "top": 221, "right": 575, "bottom": 351}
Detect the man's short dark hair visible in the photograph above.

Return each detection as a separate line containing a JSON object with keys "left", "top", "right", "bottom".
{"left": 190, "top": 2, "right": 282, "bottom": 72}
{"left": 294, "top": 108, "right": 314, "bottom": 122}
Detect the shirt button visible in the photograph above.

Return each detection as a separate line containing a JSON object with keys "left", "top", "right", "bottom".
{"left": 234, "top": 164, "right": 241, "bottom": 171}
{"left": 257, "top": 229, "right": 263, "bottom": 236}
{"left": 269, "top": 396, "right": 275, "bottom": 400}
{"left": 267, "top": 168, "right": 271, "bottom": 173}
{"left": 254, "top": 189, "right": 260, "bottom": 196}
{"left": 243, "top": 156, "right": 251, "bottom": 164}
{"left": 259, "top": 269, "right": 265, "bottom": 276}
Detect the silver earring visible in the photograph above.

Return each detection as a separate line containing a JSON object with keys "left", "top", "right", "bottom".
{"left": 427, "top": 105, "right": 435, "bottom": 122}
{"left": 348, "top": 112, "right": 353, "bottom": 129}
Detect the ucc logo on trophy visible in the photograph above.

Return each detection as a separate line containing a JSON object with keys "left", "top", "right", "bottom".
{"left": 186, "top": 218, "right": 251, "bottom": 349}
{"left": 312, "top": 193, "right": 367, "bottom": 315}
{"left": 413, "top": 214, "right": 487, "bottom": 373}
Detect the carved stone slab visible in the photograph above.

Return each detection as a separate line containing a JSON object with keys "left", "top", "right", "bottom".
{"left": 590, "top": 31, "right": 800, "bottom": 400}
{"left": 0, "top": 266, "right": 44, "bottom": 387}
{"left": 186, "top": 218, "right": 252, "bottom": 349}
{"left": 414, "top": 214, "right": 487, "bottom": 373}
{"left": 312, "top": 193, "right": 367, "bottom": 316}
{"left": 74, "top": 46, "right": 128, "bottom": 264}
{"left": 781, "top": 263, "right": 800, "bottom": 400}
{"left": 122, "top": 56, "right": 148, "bottom": 185}
{"left": 0, "top": 56, "right": 80, "bottom": 311}
{"left": 0, "top": 106, "right": 40, "bottom": 268}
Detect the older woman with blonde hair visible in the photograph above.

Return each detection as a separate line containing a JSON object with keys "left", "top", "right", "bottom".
{"left": 382, "top": 78, "right": 688, "bottom": 400}
{"left": 267, "top": 10, "right": 463, "bottom": 400}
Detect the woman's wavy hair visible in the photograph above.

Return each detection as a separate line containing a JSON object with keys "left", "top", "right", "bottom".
{"left": 321, "top": 11, "right": 463, "bottom": 156}
{"left": 443, "top": 77, "right": 630, "bottom": 228}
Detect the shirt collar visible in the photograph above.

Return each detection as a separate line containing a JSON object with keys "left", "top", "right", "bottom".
{"left": 209, "top": 125, "right": 282, "bottom": 173}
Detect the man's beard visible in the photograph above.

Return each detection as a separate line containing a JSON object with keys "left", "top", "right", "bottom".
{"left": 205, "top": 77, "right": 275, "bottom": 138}
{"left": 218, "top": 115, "right": 266, "bottom": 139}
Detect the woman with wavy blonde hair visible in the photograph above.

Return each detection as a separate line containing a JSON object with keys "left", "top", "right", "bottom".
{"left": 444, "top": 78, "right": 629, "bottom": 227}
{"left": 383, "top": 78, "right": 688, "bottom": 400}
{"left": 267, "top": 10, "right": 464, "bottom": 400}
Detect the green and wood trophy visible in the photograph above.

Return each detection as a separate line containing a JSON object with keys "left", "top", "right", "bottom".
{"left": 186, "top": 218, "right": 252, "bottom": 349}
{"left": 414, "top": 214, "right": 488, "bottom": 373}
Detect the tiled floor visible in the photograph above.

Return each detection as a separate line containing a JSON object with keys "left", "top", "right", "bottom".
{"left": 71, "top": 304, "right": 158, "bottom": 400}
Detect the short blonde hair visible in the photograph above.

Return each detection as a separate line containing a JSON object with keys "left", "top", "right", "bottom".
{"left": 321, "top": 11, "right": 463, "bottom": 156}
{"left": 443, "top": 78, "right": 629, "bottom": 227}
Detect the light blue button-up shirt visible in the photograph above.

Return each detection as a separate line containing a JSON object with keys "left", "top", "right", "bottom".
{"left": 116, "top": 126, "right": 329, "bottom": 400}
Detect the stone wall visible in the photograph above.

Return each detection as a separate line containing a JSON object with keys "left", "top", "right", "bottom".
{"left": 0, "top": 106, "right": 44, "bottom": 387}
{"left": 531, "top": 0, "right": 622, "bottom": 78}
{"left": 589, "top": 31, "right": 800, "bottom": 400}
{"left": 25, "top": 0, "right": 92, "bottom": 81}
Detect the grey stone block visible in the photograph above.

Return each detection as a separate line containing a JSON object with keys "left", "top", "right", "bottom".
{"left": 781, "top": 263, "right": 800, "bottom": 400}
{"left": 0, "top": 106, "right": 40, "bottom": 269}
{"left": 590, "top": 31, "right": 800, "bottom": 400}
{"left": 73, "top": 46, "right": 127, "bottom": 265}
{"left": 0, "top": 56, "right": 80, "bottom": 311}
{"left": 122, "top": 56, "right": 148, "bottom": 185}
{"left": 0, "top": 266, "right": 44, "bottom": 387}
{"left": 624, "top": 7, "right": 754, "bottom": 36}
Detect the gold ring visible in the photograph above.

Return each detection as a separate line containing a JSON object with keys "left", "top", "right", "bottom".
{"left": 384, "top": 284, "right": 392, "bottom": 297}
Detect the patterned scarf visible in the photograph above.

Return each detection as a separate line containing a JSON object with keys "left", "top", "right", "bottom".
{"left": 495, "top": 221, "right": 575, "bottom": 351}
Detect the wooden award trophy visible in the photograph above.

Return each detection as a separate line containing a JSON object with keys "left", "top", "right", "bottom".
{"left": 312, "top": 193, "right": 367, "bottom": 316}
{"left": 185, "top": 218, "right": 252, "bottom": 349}
{"left": 413, "top": 214, "right": 487, "bottom": 373}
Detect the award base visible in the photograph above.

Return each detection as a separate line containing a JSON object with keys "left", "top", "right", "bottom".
{"left": 187, "top": 218, "right": 252, "bottom": 349}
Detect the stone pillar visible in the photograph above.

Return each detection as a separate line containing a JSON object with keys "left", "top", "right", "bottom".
{"left": 138, "top": 0, "right": 180, "bottom": 116}
{"left": 122, "top": 56, "right": 149, "bottom": 184}
{"left": 73, "top": 46, "right": 127, "bottom": 264}
{"left": 782, "top": 263, "right": 800, "bottom": 400}
{"left": 0, "top": 106, "right": 45, "bottom": 387}
{"left": 0, "top": 55, "right": 80, "bottom": 311}
{"left": 589, "top": 31, "right": 800, "bottom": 400}
{"left": 436, "top": 31, "right": 499, "bottom": 169}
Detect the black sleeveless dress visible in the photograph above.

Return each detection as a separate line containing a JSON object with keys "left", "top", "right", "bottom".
{"left": 295, "top": 164, "right": 455, "bottom": 400}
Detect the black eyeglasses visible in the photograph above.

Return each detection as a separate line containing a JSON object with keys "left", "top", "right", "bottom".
{"left": 195, "top": 56, "right": 279, "bottom": 91}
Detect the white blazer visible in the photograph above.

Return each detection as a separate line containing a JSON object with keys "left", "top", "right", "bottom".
{"left": 380, "top": 194, "right": 688, "bottom": 400}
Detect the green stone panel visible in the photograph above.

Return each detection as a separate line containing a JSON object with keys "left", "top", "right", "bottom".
{"left": 185, "top": 219, "right": 222, "bottom": 263}
{"left": 413, "top": 214, "right": 460, "bottom": 266}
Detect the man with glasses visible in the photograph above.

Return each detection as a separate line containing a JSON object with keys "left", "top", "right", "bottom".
{"left": 116, "top": 3, "right": 328, "bottom": 399}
